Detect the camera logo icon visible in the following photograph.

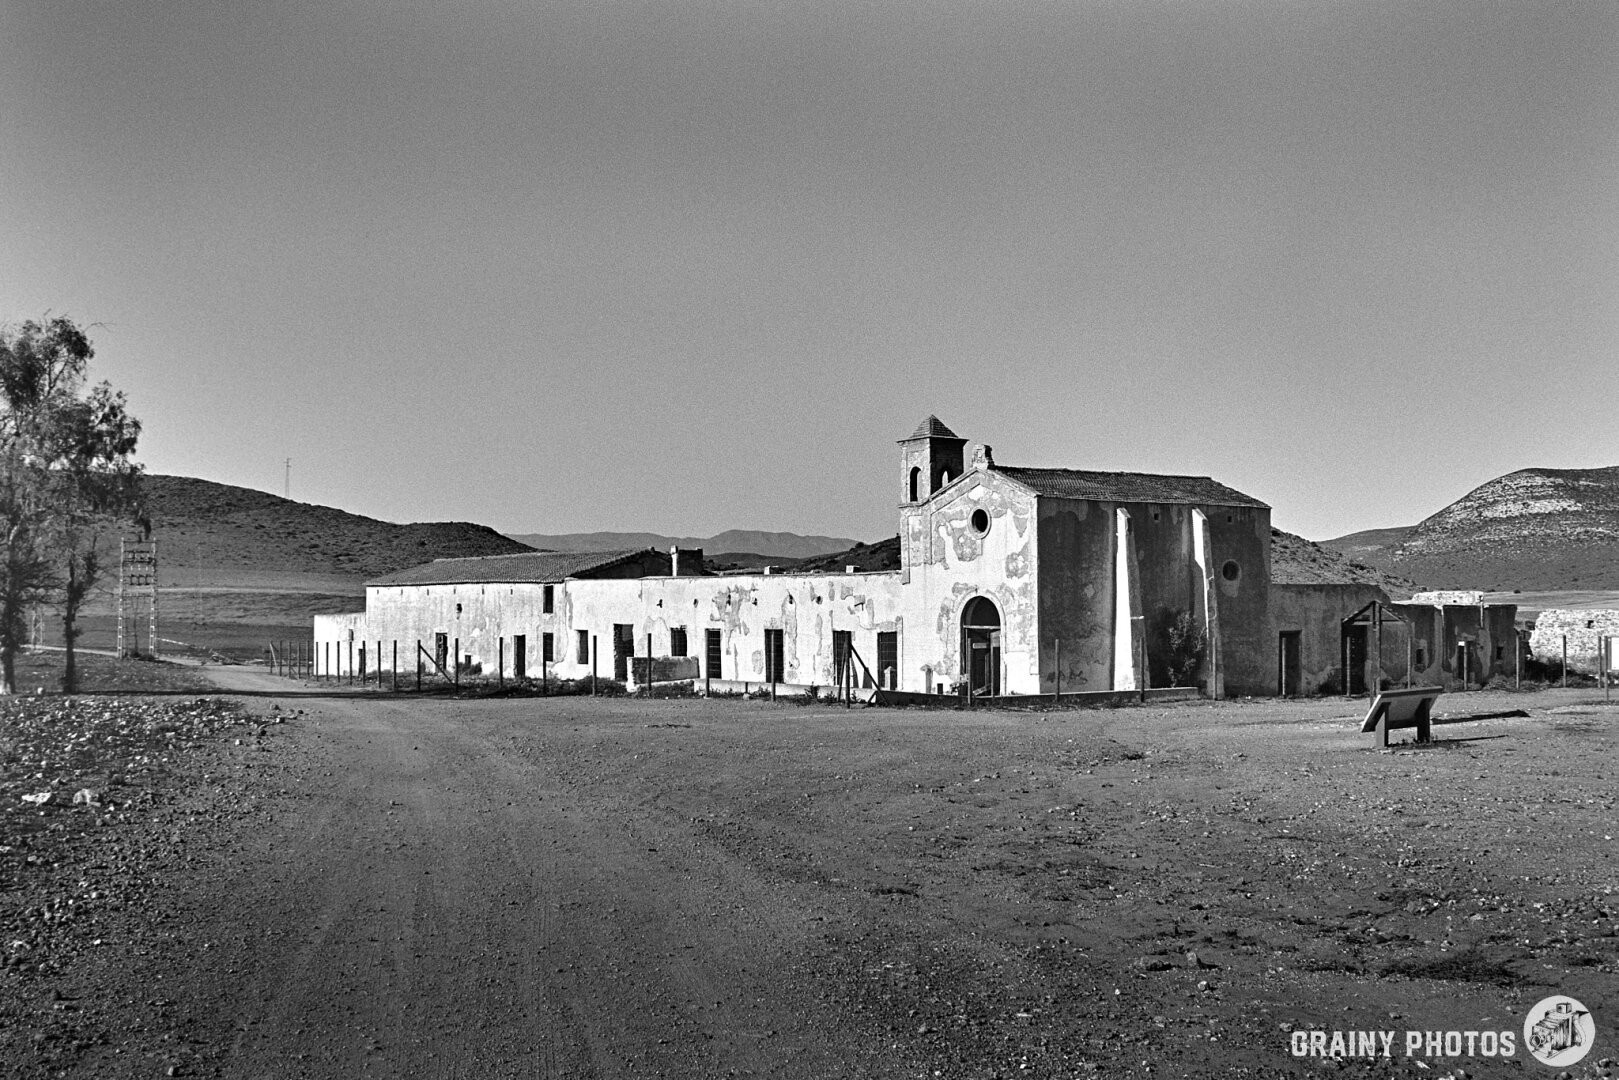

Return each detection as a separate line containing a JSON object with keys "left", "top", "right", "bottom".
{"left": 1523, "top": 996, "right": 1595, "bottom": 1067}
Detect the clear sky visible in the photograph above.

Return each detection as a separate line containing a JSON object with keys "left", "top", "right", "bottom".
{"left": 3, "top": 0, "right": 1614, "bottom": 543}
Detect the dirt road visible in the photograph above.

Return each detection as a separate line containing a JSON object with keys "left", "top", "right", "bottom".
{"left": 20, "top": 672, "right": 1619, "bottom": 1078}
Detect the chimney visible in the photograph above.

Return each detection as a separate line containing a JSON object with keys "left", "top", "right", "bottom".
{"left": 670, "top": 546, "right": 678, "bottom": 577}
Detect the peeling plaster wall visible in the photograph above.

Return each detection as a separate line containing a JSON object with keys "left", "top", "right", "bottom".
{"left": 901, "top": 469, "right": 1040, "bottom": 694}
{"left": 1268, "top": 583, "right": 1389, "bottom": 695}
{"left": 313, "top": 572, "right": 909, "bottom": 687}
{"left": 1035, "top": 498, "right": 1112, "bottom": 693}
{"left": 1392, "top": 602, "right": 1521, "bottom": 688}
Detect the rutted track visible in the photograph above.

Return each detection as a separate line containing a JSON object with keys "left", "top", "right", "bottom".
{"left": 14, "top": 668, "right": 1618, "bottom": 1079}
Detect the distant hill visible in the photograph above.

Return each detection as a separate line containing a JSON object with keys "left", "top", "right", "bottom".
{"left": 506, "top": 529, "right": 860, "bottom": 561}
{"left": 791, "top": 535, "right": 902, "bottom": 573}
{"left": 1322, "top": 467, "right": 1619, "bottom": 591}
{"left": 1319, "top": 525, "right": 1416, "bottom": 563}
{"left": 140, "top": 475, "right": 535, "bottom": 580}
{"left": 1270, "top": 529, "right": 1420, "bottom": 597}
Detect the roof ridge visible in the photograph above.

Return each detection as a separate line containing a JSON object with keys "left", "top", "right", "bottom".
{"left": 1000, "top": 464, "right": 1220, "bottom": 480}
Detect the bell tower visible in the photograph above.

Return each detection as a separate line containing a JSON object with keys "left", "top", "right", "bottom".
{"left": 898, "top": 415, "right": 967, "bottom": 505}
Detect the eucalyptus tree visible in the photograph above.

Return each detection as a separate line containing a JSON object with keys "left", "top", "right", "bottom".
{"left": 0, "top": 316, "right": 141, "bottom": 693}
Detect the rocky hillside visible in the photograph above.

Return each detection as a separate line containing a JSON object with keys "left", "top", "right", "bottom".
{"left": 1342, "top": 467, "right": 1619, "bottom": 591}
{"left": 790, "top": 535, "right": 902, "bottom": 573}
{"left": 1318, "top": 525, "right": 1415, "bottom": 564}
{"left": 1270, "top": 529, "right": 1421, "bottom": 597}
{"left": 138, "top": 475, "right": 534, "bottom": 579}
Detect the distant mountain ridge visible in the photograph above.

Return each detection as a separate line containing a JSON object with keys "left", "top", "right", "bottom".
{"left": 1322, "top": 466, "right": 1619, "bottom": 590}
{"left": 140, "top": 475, "right": 534, "bottom": 579}
{"left": 506, "top": 529, "right": 861, "bottom": 561}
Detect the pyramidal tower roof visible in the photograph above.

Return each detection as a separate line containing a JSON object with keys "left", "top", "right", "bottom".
{"left": 903, "top": 415, "right": 963, "bottom": 441}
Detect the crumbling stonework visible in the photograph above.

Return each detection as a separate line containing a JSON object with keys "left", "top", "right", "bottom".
{"left": 1528, "top": 609, "right": 1619, "bottom": 675}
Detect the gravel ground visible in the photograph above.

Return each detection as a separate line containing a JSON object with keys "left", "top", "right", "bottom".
{"left": 0, "top": 663, "right": 1615, "bottom": 1079}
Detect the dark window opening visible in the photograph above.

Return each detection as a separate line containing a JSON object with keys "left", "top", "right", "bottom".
{"left": 833, "top": 630, "right": 853, "bottom": 686}
{"left": 577, "top": 629, "right": 590, "bottom": 663}
{"left": 764, "top": 628, "right": 785, "bottom": 683}
{"left": 1415, "top": 643, "right": 1427, "bottom": 668}
{"left": 1221, "top": 560, "right": 1241, "bottom": 582}
{"left": 670, "top": 627, "right": 688, "bottom": 657}
{"left": 706, "top": 629, "right": 722, "bottom": 679}
{"left": 543, "top": 584, "right": 554, "bottom": 614}
{"left": 970, "top": 508, "right": 989, "bottom": 535}
{"left": 877, "top": 631, "right": 898, "bottom": 690}
{"left": 908, "top": 466, "right": 921, "bottom": 502}
{"left": 542, "top": 632, "right": 554, "bottom": 663}
{"left": 613, "top": 623, "right": 634, "bottom": 681}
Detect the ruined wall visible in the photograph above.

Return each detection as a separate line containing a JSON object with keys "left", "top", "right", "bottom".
{"left": 1528, "top": 609, "right": 1619, "bottom": 676}
{"left": 1392, "top": 602, "right": 1521, "bottom": 688}
{"left": 900, "top": 467, "right": 1041, "bottom": 694}
{"left": 1269, "top": 584, "right": 1388, "bottom": 695}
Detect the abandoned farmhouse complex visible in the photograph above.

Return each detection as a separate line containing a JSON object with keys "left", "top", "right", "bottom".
{"left": 313, "top": 418, "right": 1521, "bottom": 699}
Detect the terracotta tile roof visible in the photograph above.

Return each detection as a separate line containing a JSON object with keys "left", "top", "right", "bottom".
{"left": 903, "top": 415, "right": 963, "bottom": 440}
{"left": 993, "top": 466, "right": 1268, "bottom": 509}
{"left": 368, "top": 549, "right": 655, "bottom": 586}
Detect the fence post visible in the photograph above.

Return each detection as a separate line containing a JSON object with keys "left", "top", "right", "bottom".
{"left": 591, "top": 635, "right": 597, "bottom": 696}
{"left": 1562, "top": 635, "right": 1568, "bottom": 688}
{"left": 416, "top": 640, "right": 422, "bottom": 692}
{"left": 646, "top": 633, "right": 652, "bottom": 698}
{"left": 499, "top": 637, "right": 505, "bottom": 688}
{"left": 453, "top": 637, "right": 459, "bottom": 688}
{"left": 393, "top": 641, "right": 398, "bottom": 692}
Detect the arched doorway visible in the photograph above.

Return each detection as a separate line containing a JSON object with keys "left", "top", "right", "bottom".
{"left": 961, "top": 596, "right": 1001, "bottom": 697}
